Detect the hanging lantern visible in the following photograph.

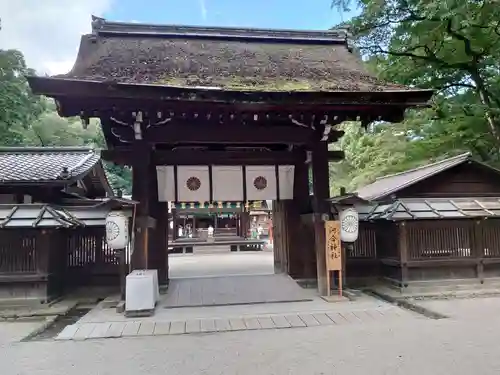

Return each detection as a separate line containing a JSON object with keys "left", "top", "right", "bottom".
{"left": 339, "top": 208, "right": 359, "bottom": 243}
{"left": 105, "top": 211, "right": 129, "bottom": 249}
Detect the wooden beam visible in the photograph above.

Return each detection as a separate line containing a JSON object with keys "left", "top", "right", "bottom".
{"left": 110, "top": 124, "right": 323, "bottom": 145}
{"left": 102, "top": 149, "right": 306, "bottom": 166}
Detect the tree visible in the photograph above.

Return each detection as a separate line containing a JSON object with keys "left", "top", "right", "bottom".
{"left": 323, "top": 0, "right": 500, "bottom": 193}
{"left": 0, "top": 49, "right": 45, "bottom": 144}
{"left": 333, "top": 0, "right": 500, "bottom": 147}
{"left": 21, "top": 113, "right": 132, "bottom": 194}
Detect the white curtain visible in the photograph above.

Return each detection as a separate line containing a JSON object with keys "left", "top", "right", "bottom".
{"left": 212, "top": 166, "right": 243, "bottom": 201}
{"left": 245, "top": 166, "right": 277, "bottom": 201}
{"left": 156, "top": 166, "right": 175, "bottom": 202}
{"left": 177, "top": 166, "right": 210, "bottom": 202}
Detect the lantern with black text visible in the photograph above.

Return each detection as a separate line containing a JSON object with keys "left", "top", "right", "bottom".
{"left": 105, "top": 211, "right": 129, "bottom": 249}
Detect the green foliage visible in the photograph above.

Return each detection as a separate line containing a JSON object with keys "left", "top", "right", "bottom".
{"left": 0, "top": 48, "right": 131, "bottom": 194}
{"left": 328, "top": 0, "right": 500, "bottom": 194}
{"left": 0, "top": 49, "right": 45, "bottom": 144}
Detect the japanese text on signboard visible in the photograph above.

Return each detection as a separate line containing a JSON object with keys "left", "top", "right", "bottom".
{"left": 325, "top": 221, "right": 342, "bottom": 271}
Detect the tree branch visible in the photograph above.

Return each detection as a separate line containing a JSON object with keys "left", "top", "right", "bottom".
{"left": 437, "top": 82, "right": 476, "bottom": 93}
{"left": 361, "top": 45, "right": 470, "bottom": 70}
{"left": 445, "top": 19, "right": 483, "bottom": 59}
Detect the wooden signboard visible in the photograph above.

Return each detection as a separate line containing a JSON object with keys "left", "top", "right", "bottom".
{"left": 325, "top": 220, "right": 342, "bottom": 297}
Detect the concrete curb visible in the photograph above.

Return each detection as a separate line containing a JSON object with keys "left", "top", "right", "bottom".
{"left": 366, "top": 290, "right": 449, "bottom": 320}
{"left": 0, "top": 301, "right": 78, "bottom": 320}
{"left": 20, "top": 315, "right": 59, "bottom": 342}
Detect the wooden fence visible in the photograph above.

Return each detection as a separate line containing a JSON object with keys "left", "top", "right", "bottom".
{"left": 0, "top": 229, "right": 38, "bottom": 274}
{"left": 65, "top": 227, "right": 120, "bottom": 287}
{"left": 347, "top": 219, "right": 500, "bottom": 286}
{"left": 0, "top": 226, "right": 120, "bottom": 302}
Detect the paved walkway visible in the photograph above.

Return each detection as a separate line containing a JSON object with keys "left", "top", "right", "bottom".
{"left": 168, "top": 251, "right": 274, "bottom": 279}
{"left": 56, "top": 251, "right": 423, "bottom": 341}
{"left": 56, "top": 303, "right": 419, "bottom": 341}
{"left": 164, "top": 274, "right": 311, "bottom": 307}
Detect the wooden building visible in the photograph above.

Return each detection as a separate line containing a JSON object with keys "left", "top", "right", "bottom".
{"left": 27, "top": 17, "right": 432, "bottom": 294}
{"left": 349, "top": 153, "right": 500, "bottom": 292}
{"left": 170, "top": 201, "right": 262, "bottom": 240}
{"left": 0, "top": 147, "right": 129, "bottom": 305}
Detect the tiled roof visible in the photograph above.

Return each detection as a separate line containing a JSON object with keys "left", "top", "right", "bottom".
{"left": 0, "top": 147, "right": 100, "bottom": 184}
{"left": 357, "top": 197, "right": 500, "bottom": 221}
{"left": 355, "top": 153, "right": 472, "bottom": 201}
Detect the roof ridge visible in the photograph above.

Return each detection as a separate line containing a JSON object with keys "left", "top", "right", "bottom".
{"left": 375, "top": 152, "right": 471, "bottom": 181}
{"left": 90, "top": 16, "right": 350, "bottom": 44}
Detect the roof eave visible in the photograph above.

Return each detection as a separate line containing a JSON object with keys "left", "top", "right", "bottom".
{"left": 27, "top": 76, "right": 434, "bottom": 107}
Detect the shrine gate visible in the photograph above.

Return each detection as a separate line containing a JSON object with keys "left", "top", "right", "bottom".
{"left": 28, "top": 17, "right": 432, "bottom": 294}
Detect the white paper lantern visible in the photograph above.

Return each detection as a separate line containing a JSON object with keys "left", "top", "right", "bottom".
{"left": 339, "top": 208, "right": 359, "bottom": 243}
{"left": 105, "top": 211, "right": 129, "bottom": 249}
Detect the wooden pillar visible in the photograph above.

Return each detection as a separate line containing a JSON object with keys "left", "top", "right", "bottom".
{"left": 148, "top": 162, "right": 168, "bottom": 285}
{"left": 474, "top": 220, "right": 484, "bottom": 283}
{"left": 172, "top": 208, "right": 178, "bottom": 241}
{"left": 192, "top": 215, "right": 196, "bottom": 237}
{"left": 398, "top": 222, "right": 409, "bottom": 288}
{"left": 288, "top": 152, "right": 311, "bottom": 279}
{"left": 131, "top": 146, "right": 151, "bottom": 270}
{"left": 241, "top": 211, "right": 249, "bottom": 238}
{"left": 311, "top": 142, "right": 330, "bottom": 295}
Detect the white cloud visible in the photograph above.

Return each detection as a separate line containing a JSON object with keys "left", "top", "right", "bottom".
{"left": 199, "top": 0, "right": 207, "bottom": 20}
{"left": 0, "top": 0, "right": 113, "bottom": 75}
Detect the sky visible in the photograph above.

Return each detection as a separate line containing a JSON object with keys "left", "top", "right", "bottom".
{"left": 0, "top": 0, "right": 355, "bottom": 75}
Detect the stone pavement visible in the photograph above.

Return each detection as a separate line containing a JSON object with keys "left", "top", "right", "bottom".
{"left": 56, "top": 302, "right": 420, "bottom": 341}
{"left": 164, "top": 274, "right": 311, "bottom": 307}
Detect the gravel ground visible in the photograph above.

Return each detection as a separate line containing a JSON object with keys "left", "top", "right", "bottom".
{"left": 2, "top": 312, "right": 500, "bottom": 375}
